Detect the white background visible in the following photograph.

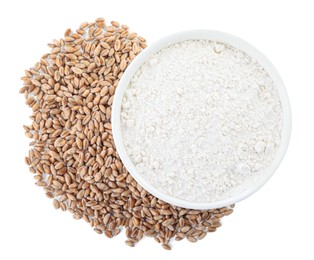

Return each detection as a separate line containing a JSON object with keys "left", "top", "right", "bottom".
{"left": 0, "top": 0, "right": 313, "bottom": 259}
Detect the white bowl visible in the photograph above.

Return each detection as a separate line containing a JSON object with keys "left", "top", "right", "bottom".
{"left": 112, "top": 30, "right": 291, "bottom": 209}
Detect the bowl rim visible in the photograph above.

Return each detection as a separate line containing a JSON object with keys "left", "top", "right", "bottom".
{"left": 112, "top": 30, "right": 292, "bottom": 209}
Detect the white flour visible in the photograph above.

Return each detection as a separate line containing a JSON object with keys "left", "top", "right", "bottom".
{"left": 121, "top": 40, "right": 283, "bottom": 202}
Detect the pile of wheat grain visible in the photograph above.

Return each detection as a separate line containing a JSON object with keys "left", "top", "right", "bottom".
{"left": 20, "top": 18, "right": 233, "bottom": 250}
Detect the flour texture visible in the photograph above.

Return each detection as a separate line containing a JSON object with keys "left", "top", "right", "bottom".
{"left": 121, "top": 40, "right": 282, "bottom": 202}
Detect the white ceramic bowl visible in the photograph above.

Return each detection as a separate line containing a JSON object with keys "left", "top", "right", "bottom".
{"left": 112, "top": 30, "right": 291, "bottom": 209}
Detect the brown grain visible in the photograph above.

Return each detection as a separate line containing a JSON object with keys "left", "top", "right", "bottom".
{"left": 53, "top": 199, "right": 60, "bottom": 209}
{"left": 125, "top": 240, "right": 135, "bottom": 247}
{"left": 162, "top": 244, "right": 171, "bottom": 250}
{"left": 187, "top": 236, "right": 197, "bottom": 243}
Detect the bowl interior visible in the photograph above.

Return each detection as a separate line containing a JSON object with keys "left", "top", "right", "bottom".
{"left": 112, "top": 30, "right": 291, "bottom": 209}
